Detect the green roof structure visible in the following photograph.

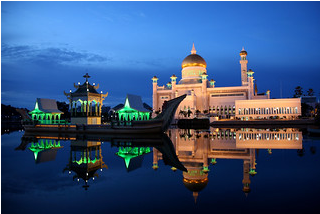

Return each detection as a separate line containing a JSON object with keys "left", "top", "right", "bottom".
{"left": 116, "top": 147, "right": 151, "bottom": 171}
{"left": 117, "top": 94, "right": 151, "bottom": 121}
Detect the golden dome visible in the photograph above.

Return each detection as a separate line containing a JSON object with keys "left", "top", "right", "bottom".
{"left": 181, "top": 54, "right": 207, "bottom": 69}
{"left": 183, "top": 177, "right": 209, "bottom": 192}
{"left": 181, "top": 43, "right": 207, "bottom": 68}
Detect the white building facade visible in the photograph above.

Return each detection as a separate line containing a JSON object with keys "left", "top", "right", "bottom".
{"left": 152, "top": 44, "right": 301, "bottom": 120}
{"left": 235, "top": 98, "right": 301, "bottom": 120}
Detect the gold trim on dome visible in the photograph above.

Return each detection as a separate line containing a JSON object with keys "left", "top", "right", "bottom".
{"left": 183, "top": 177, "right": 208, "bottom": 184}
{"left": 182, "top": 63, "right": 207, "bottom": 69}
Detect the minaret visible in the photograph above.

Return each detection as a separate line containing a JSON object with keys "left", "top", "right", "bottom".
{"left": 266, "top": 90, "right": 271, "bottom": 99}
{"left": 209, "top": 79, "right": 215, "bottom": 88}
{"left": 255, "top": 80, "right": 258, "bottom": 95}
{"left": 170, "top": 74, "right": 177, "bottom": 98}
{"left": 247, "top": 69, "right": 255, "bottom": 100}
{"left": 151, "top": 76, "right": 159, "bottom": 116}
{"left": 201, "top": 72, "right": 208, "bottom": 112}
{"left": 240, "top": 47, "right": 248, "bottom": 86}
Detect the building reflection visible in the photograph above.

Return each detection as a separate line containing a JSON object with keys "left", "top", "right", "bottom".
{"left": 153, "top": 128, "right": 302, "bottom": 202}
{"left": 116, "top": 146, "right": 151, "bottom": 172}
{"left": 63, "top": 140, "right": 107, "bottom": 190}
{"left": 29, "top": 139, "right": 63, "bottom": 164}
{"left": 17, "top": 136, "right": 64, "bottom": 163}
{"left": 18, "top": 128, "right": 302, "bottom": 196}
{"left": 18, "top": 132, "right": 186, "bottom": 190}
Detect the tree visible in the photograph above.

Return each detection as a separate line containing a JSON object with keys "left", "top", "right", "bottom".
{"left": 187, "top": 109, "right": 193, "bottom": 117}
{"left": 307, "top": 88, "right": 314, "bottom": 96}
{"left": 293, "top": 86, "right": 303, "bottom": 98}
{"left": 301, "top": 103, "right": 313, "bottom": 117}
{"left": 179, "top": 110, "right": 185, "bottom": 117}
{"left": 57, "top": 101, "right": 70, "bottom": 121}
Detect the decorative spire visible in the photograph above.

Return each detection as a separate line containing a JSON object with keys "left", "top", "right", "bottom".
{"left": 193, "top": 192, "right": 199, "bottom": 204}
{"left": 83, "top": 73, "right": 91, "bottom": 82}
{"left": 242, "top": 47, "right": 245, "bottom": 51}
{"left": 191, "top": 43, "right": 197, "bottom": 55}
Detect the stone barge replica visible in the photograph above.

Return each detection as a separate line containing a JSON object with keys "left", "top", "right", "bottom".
{"left": 23, "top": 74, "right": 186, "bottom": 134}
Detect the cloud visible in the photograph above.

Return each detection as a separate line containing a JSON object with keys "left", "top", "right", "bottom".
{"left": 1, "top": 43, "right": 109, "bottom": 65}
{"left": 139, "top": 12, "right": 146, "bottom": 18}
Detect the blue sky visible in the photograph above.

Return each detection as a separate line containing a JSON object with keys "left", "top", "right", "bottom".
{"left": 2, "top": 1, "right": 320, "bottom": 109}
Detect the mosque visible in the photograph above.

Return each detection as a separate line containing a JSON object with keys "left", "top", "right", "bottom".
{"left": 152, "top": 44, "right": 301, "bottom": 120}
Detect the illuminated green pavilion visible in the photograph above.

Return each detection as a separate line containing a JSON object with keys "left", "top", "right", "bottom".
{"left": 29, "top": 98, "right": 63, "bottom": 124}
{"left": 117, "top": 94, "right": 151, "bottom": 121}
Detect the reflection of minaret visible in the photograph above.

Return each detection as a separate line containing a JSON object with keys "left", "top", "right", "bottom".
{"left": 242, "top": 159, "right": 251, "bottom": 196}
{"left": 152, "top": 148, "right": 159, "bottom": 170}
{"left": 63, "top": 140, "right": 107, "bottom": 190}
{"left": 249, "top": 149, "right": 257, "bottom": 176}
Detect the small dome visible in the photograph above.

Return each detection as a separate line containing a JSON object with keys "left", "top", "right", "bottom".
{"left": 182, "top": 54, "right": 207, "bottom": 68}
{"left": 240, "top": 47, "right": 247, "bottom": 56}
{"left": 243, "top": 186, "right": 251, "bottom": 193}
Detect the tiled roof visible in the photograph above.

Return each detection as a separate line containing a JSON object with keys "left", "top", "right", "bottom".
{"left": 36, "top": 98, "right": 62, "bottom": 113}
{"left": 126, "top": 94, "right": 151, "bottom": 112}
{"left": 73, "top": 82, "right": 99, "bottom": 94}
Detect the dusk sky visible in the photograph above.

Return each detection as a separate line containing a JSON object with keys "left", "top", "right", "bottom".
{"left": 2, "top": 1, "right": 320, "bottom": 110}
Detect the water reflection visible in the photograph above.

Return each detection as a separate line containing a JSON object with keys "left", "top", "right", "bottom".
{"left": 63, "top": 140, "right": 107, "bottom": 190}
{"left": 17, "top": 128, "right": 303, "bottom": 199}
{"left": 29, "top": 139, "right": 63, "bottom": 164}
{"left": 116, "top": 146, "right": 151, "bottom": 172}
{"left": 18, "top": 132, "right": 187, "bottom": 190}
{"left": 153, "top": 128, "right": 303, "bottom": 201}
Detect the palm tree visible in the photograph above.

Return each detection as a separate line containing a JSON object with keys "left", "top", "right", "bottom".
{"left": 307, "top": 88, "right": 314, "bottom": 96}
{"left": 293, "top": 86, "right": 303, "bottom": 98}
{"left": 187, "top": 109, "right": 193, "bottom": 117}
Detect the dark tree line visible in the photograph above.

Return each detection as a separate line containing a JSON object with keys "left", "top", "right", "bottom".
{"left": 293, "top": 86, "right": 319, "bottom": 120}
{"left": 293, "top": 86, "right": 315, "bottom": 98}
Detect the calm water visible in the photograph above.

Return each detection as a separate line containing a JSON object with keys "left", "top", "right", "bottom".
{"left": 2, "top": 128, "right": 320, "bottom": 214}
